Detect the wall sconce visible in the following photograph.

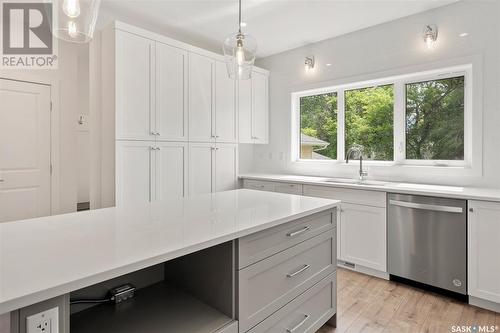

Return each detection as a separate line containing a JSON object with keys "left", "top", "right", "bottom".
{"left": 304, "top": 56, "right": 315, "bottom": 73}
{"left": 423, "top": 24, "right": 438, "bottom": 50}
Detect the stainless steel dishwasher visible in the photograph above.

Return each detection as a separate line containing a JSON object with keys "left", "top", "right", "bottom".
{"left": 388, "top": 193, "right": 467, "bottom": 296}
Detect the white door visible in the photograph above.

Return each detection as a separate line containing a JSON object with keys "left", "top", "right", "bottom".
{"left": 214, "top": 144, "right": 237, "bottom": 192}
{"left": 0, "top": 79, "right": 51, "bottom": 222}
{"left": 116, "top": 141, "right": 154, "bottom": 204}
{"left": 156, "top": 142, "right": 188, "bottom": 200}
{"left": 340, "top": 203, "right": 387, "bottom": 272}
{"left": 238, "top": 78, "right": 252, "bottom": 143}
{"left": 156, "top": 42, "right": 188, "bottom": 142}
{"left": 115, "top": 31, "right": 155, "bottom": 141}
{"left": 215, "top": 61, "right": 237, "bottom": 143}
{"left": 468, "top": 200, "right": 500, "bottom": 303}
{"left": 189, "top": 53, "right": 214, "bottom": 142}
{"left": 188, "top": 143, "right": 214, "bottom": 195}
{"left": 251, "top": 71, "right": 269, "bottom": 144}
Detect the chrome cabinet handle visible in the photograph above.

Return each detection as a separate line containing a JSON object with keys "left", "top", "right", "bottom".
{"left": 286, "top": 264, "right": 310, "bottom": 278}
{"left": 389, "top": 200, "right": 463, "bottom": 213}
{"left": 286, "top": 314, "right": 310, "bottom": 333}
{"left": 252, "top": 136, "right": 259, "bottom": 140}
{"left": 286, "top": 226, "right": 310, "bottom": 237}
{"left": 151, "top": 132, "right": 161, "bottom": 136}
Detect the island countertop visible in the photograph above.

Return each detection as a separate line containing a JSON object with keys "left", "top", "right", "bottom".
{"left": 0, "top": 189, "right": 339, "bottom": 315}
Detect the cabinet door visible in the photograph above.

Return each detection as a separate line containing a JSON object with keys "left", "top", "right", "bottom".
{"left": 156, "top": 42, "right": 188, "bottom": 141}
{"left": 189, "top": 53, "right": 214, "bottom": 142}
{"left": 340, "top": 203, "right": 387, "bottom": 272}
{"left": 116, "top": 141, "right": 154, "bottom": 204}
{"left": 215, "top": 61, "right": 237, "bottom": 143}
{"left": 155, "top": 142, "right": 188, "bottom": 200}
{"left": 251, "top": 71, "right": 269, "bottom": 144}
{"left": 468, "top": 201, "right": 500, "bottom": 303}
{"left": 214, "top": 144, "right": 238, "bottom": 192}
{"left": 115, "top": 31, "right": 155, "bottom": 141}
{"left": 238, "top": 79, "right": 253, "bottom": 143}
{"left": 188, "top": 143, "right": 214, "bottom": 195}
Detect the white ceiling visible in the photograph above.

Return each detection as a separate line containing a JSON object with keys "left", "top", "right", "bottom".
{"left": 100, "top": 0, "right": 457, "bottom": 58}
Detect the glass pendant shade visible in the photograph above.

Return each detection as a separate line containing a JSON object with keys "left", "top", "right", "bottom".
{"left": 54, "top": 0, "right": 101, "bottom": 43}
{"left": 223, "top": 32, "right": 257, "bottom": 80}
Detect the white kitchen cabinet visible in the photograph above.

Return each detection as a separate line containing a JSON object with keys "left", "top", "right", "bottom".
{"left": 189, "top": 53, "right": 215, "bottom": 142}
{"left": 116, "top": 141, "right": 187, "bottom": 204}
{"left": 189, "top": 143, "right": 238, "bottom": 195}
{"left": 468, "top": 200, "right": 500, "bottom": 304}
{"left": 215, "top": 144, "right": 238, "bottom": 192}
{"left": 339, "top": 203, "right": 387, "bottom": 272}
{"left": 116, "top": 141, "right": 154, "bottom": 204}
{"left": 155, "top": 42, "right": 188, "bottom": 141}
{"left": 215, "top": 62, "right": 237, "bottom": 143}
{"left": 156, "top": 142, "right": 188, "bottom": 200}
{"left": 238, "top": 70, "right": 269, "bottom": 144}
{"left": 115, "top": 31, "right": 155, "bottom": 141}
{"left": 251, "top": 71, "right": 269, "bottom": 144}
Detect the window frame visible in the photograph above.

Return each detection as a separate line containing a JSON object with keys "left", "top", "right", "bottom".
{"left": 291, "top": 65, "right": 472, "bottom": 168}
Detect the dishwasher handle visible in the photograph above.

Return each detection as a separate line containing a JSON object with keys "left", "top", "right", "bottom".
{"left": 389, "top": 200, "right": 463, "bottom": 214}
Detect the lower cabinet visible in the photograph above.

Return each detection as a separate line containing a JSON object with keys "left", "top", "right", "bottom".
{"left": 189, "top": 143, "right": 238, "bottom": 195}
{"left": 243, "top": 179, "right": 303, "bottom": 195}
{"left": 339, "top": 203, "right": 386, "bottom": 272}
{"left": 468, "top": 200, "right": 500, "bottom": 305}
{"left": 116, "top": 141, "right": 188, "bottom": 204}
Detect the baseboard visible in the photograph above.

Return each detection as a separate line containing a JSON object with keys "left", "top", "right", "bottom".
{"left": 337, "top": 260, "right": 389, "bottom": 280}
{"left": 469, "top": 296, "right": 500, "bottom": 314}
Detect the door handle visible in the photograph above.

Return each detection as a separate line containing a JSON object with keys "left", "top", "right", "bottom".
{"left": 389, "top": 200, "right": 463, "bottom": 213}
{"left": 286, "top": 314, "right": 310, "bottom": 333}
{"left": 286, "top": 264, "right": 311, "bottom": 278}
{"left": 286, "top": 226, "right": 310, "bottom": 237}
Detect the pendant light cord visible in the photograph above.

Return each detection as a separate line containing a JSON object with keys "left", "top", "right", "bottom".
{"left": 238, "top": 0, "right": 242, "bottom": 34}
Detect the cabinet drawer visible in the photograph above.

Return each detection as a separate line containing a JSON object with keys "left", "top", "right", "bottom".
{"left": 304, "top": 185, "right": 386, "bottom": 207}
{"left": 247, "top": 272, "right": 336, "bottom": 333}
{"left": 274, "top": 183, "right": 303, "bottom": 195}
{"left": 238, "top": 231, "right": 336, "bottom": 332}
{"left": 244, "top": 180, "right": 275, "bottom": 192}
{"left": 238, "top": 210, "right": 336, "bottom": 269}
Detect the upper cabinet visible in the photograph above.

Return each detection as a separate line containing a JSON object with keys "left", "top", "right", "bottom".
{"left": 215, "top": 61, "right": 237, "bottom": 143}
{"left": 238, "top": 70, "right": 269, "bottom": 144}
{"left": 156, "top": 42, "right": 188, "bottom": 141}
{"left": 115, "top": 31, "right": 155, "bottom": 141}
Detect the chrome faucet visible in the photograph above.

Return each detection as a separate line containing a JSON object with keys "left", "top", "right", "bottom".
{"left": 346, "top": 146, "right": 368, "bottom": 181}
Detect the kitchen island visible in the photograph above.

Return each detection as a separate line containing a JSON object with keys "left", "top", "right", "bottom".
{"left": 0, "top": 189, "right": 339, "bottom": 333}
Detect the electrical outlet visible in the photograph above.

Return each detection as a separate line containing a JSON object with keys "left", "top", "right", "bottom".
{"left": 26, "top": 307, "right": 58, "bottom": 333}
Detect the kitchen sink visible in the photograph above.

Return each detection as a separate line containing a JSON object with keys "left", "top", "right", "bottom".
{"left": 322, "top": 178, "right": 389, "bottom": 186}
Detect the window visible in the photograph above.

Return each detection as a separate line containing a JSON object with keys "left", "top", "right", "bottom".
{"left": 299, "top": 92, "right": 337, "bottom": 160}
{"left": 292, "top": 66, "right": 470, "bottom": 167}
{"left": 405, "top": 76, "right": 465, "bottom": 161}
{"left": 345, "top": 85, "right": 394, "bottom": 161}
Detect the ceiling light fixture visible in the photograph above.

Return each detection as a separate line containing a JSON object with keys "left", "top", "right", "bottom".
{"left": 423, "top": 24, "right": 438, "bottom": 50}
{"left": 54, "top": 0, "right": 101, "bottom": 43}
{"left": 305, "top": 56, "right": 315, "bottom": 73}
{"left": 222, "top": 0, "right": 257, "bottom": 80}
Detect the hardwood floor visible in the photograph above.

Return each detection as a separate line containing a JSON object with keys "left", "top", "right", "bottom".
{"left": 318, "top": 269, "right": 500, "bottom": 333}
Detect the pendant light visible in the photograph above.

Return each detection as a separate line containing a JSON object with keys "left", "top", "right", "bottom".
{"left": 222, "top": 0, "right": 257, "bottom": 80}
{"left": 54, "top": 0, "right": 101, "bottom": 43}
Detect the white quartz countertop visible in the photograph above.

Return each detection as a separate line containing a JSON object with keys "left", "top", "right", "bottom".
{"left": 0, "top": 189, "right": 339, "bottom": 315}
{"left": 240, "top": 173, "right": 500, "bottom": 202}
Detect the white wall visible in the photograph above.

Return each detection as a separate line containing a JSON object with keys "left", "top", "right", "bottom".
{"left": 254, "top": 1, "right": 500, "bottom": 188}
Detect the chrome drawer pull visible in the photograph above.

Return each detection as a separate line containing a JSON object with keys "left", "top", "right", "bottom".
{"left": 286, "top": 314, "right": 310, "bottom": 333}
{"left": 286, "top": 264, "right": 310, "bottom": 278}
{"left": 287, "top": 226, "right": 310, "bottom": 237}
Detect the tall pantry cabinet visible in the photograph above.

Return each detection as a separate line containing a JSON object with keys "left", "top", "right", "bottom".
{"left": 98, "top": 22, "right": 269, "bottom": 206}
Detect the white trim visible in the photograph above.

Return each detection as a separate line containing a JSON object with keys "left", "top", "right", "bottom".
{"left": 291, "top": 63, "right": 479, "bottom": 176}
{"left": 0, "top": 74, "right": 61, "bottom": 215}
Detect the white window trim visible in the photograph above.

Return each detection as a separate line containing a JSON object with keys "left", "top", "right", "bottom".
{"left": 291, "top": 64, "right": 473, "bottom": 169}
